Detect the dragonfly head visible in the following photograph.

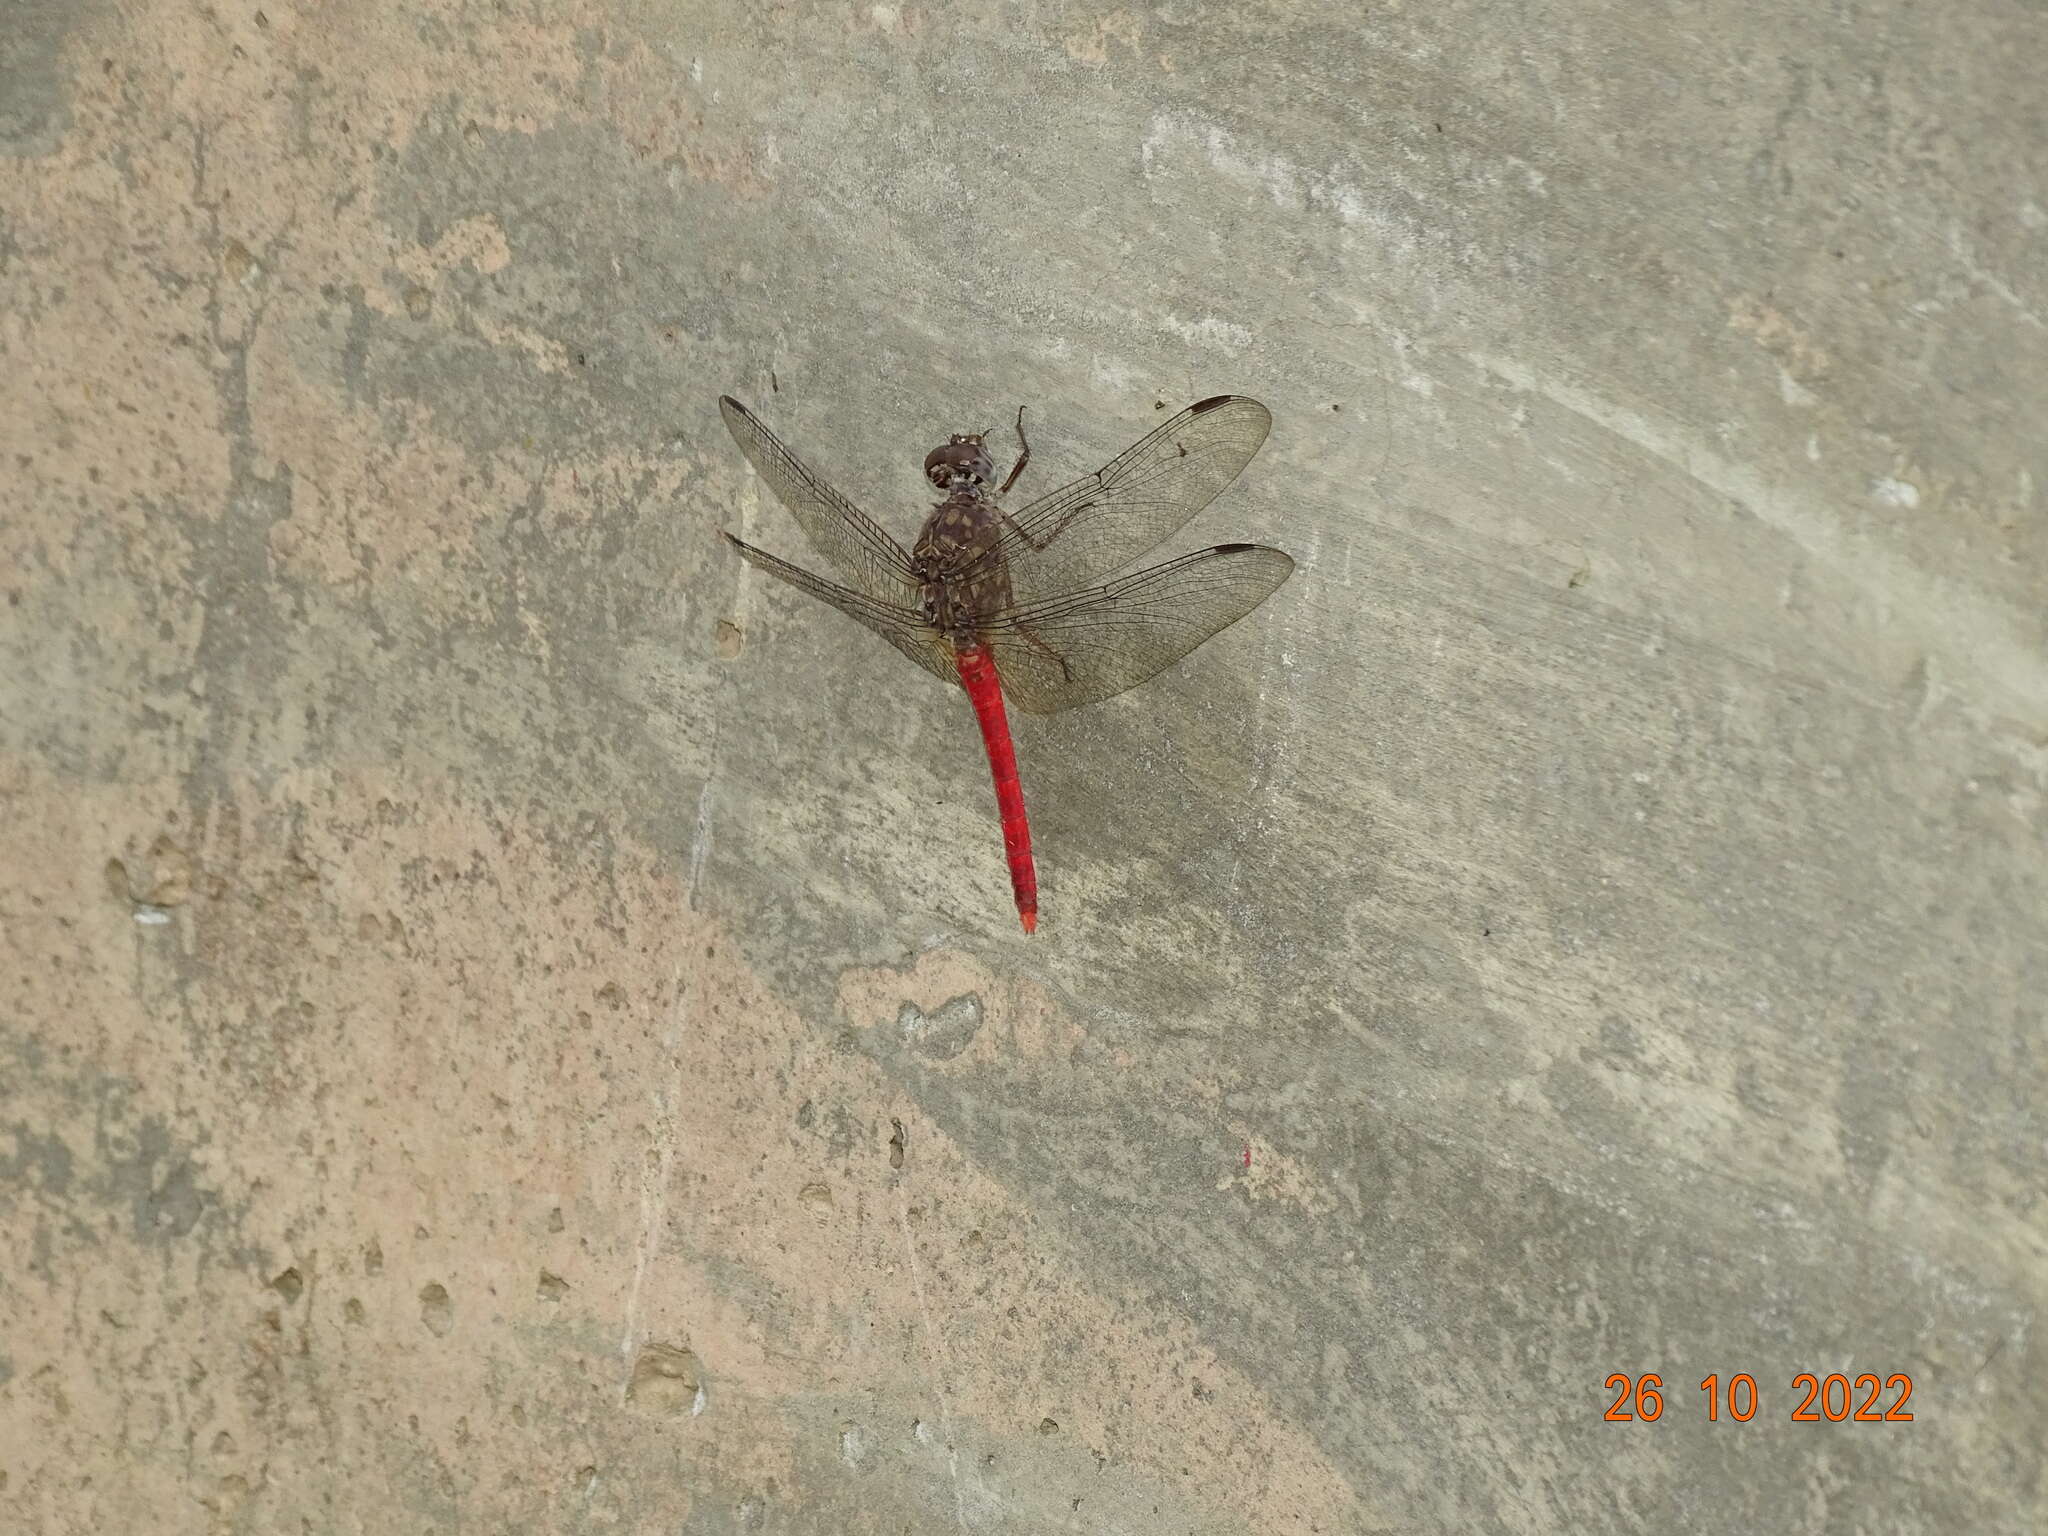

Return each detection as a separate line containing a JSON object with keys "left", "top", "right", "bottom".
{"left": 924, "top": 434, "right": 993, "bottom": 492}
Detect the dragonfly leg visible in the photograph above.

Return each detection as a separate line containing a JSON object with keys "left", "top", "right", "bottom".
{"left": 995, "top": 412, "right": 1100, "bottom": 550}
{"left": 999, "top": 492, "right": 1092, "bottom": 552}
{"left": 997, "top": 405, "right": 1031, "bottom": 496}
{"left": 1015, "top": 621, "right": 1074, "bottom": 684}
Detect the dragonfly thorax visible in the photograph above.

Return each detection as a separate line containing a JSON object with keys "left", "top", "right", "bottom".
{"left": 913, "top": 488, "right": 1014, "bottom": 639}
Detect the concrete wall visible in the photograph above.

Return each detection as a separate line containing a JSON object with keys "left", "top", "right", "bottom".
{"left": 3, "top": 2, "right": 2043, "bottom": 1531}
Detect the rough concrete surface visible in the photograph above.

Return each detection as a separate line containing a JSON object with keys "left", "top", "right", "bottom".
{"left": 2, "top": 1, "right": 2044, "bottom": 1532}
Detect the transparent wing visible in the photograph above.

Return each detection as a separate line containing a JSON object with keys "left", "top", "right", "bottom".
{"left": 974, "top": 395, "right": 1272, "bottom": 605}
{"left": 724, "top": 534, "right": 955, "bottom": 689}
{"left": 982, "top": 543, "right": 1294, "bottom": 715}
{"left": 720, "top": 396, "right": 922, "bottom": 604}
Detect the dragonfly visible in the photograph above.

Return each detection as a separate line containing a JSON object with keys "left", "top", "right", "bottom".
{"left": 718, "top": 392, "right": 1294, "bottom": 933}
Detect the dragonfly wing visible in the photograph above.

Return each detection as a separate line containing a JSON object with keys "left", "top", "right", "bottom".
{"left": 979, "top": 396, "right": 1272, "bottom": 605}
{"left": 720, "top": 396, "right": 922, "bottom": 604}
{"left": 725, "top": 534, "right": 956, "bottom": 689}
{"left": 982, "top": 543, "right": 1294, "bottom": 715}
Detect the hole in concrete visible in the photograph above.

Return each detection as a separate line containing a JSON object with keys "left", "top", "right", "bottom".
{"left": 418, "top": 1282, "right": 452, "bottom": 1337}
{"left": 625, "top": 1342, "right": 703, "bottom": 1414}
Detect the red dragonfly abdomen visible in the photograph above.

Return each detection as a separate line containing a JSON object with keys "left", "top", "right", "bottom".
{"left": 954, "top": 644, "right": 1037, "bottom": 933}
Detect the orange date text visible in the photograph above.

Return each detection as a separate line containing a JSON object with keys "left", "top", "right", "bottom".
{"left": 1603, "top": 1372, "right": 1913, "bottom": 1423}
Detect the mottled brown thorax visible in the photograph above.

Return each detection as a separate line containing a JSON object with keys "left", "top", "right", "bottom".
{"left": 912, "top": 489, "right": 1014, "bottom": 643}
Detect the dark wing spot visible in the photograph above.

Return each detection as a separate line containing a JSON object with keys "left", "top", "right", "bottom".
{"left": 1190, "top": 394, "right": 1235, "bottom": 414}
{"left": 1212, "top": 542, "right": 1257, "bottom": 554}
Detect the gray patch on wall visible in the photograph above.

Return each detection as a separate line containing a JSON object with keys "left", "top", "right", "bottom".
{"left": 0, "top": 0, "right": 104, "bottom": 158}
